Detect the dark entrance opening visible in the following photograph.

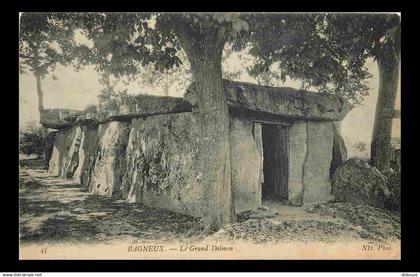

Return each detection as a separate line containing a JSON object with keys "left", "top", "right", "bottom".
{"left": 261, "top": 124, "right": 289, "bottom": 201}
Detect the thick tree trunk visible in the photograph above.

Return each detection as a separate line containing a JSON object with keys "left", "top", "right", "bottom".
{"left": 173, "top": 24, "right": 235, "bottom": 230}
{"left": 35, "top": 73, "right": 44, "bottom": 114}
{"left": 171, "top": 18, "right": 234, "bottom": 230}
{"left": 370, "top": 47, "right": 400, "bottom": 171}
{"left": 189, "top": 57, "right": 235, "bottom": 230}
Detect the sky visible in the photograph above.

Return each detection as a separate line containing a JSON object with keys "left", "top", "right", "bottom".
{"left": 19, "top": 53, "right": 400, "bottom": 158}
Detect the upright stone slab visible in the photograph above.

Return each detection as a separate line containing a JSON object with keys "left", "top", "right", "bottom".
{"left": 302, "top": 121, "right": 335, "bottom": 205}
{"left": 48, "top": 129, "right": 68, "bottom": 176}
{"left": 287, "top": 121, "right": 307, "bottom": 206}
{"left": 74, "top": 125, "right": 99, "bottom": 186}
{"left": 121, "top": 113, "right": 205, "bottom": 217}
{"left": 44, "top": 131, "right": 57, "bottom": 170}
{"left": 330, "top": 121, "right": 348, "bottom": 177}
{"left": 89, "top": 121, "right": 130, "bottom": 197}
{"left": 48, "top": 126, "right": 82, "bottom": 178}
{"left": 60, "top": 126, "right": 83, "bottom": 179}
{"left": 230, "top": 116, "right": 263, "bottom": 213}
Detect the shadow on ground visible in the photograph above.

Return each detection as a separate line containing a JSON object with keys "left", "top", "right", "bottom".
{"left": 19, "top": 169, "right": 202, "bottom": 244}
{"left": 19, "top": 166, "right": 401, "bottom": 246}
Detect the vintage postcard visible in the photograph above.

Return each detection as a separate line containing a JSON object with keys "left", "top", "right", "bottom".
{"left": 19, "top": 12, "right": 401, "bottom": 260}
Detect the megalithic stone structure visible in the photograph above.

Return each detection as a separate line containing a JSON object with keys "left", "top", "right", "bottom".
{"left": 41, "top": 80, "right": 352, "bottom": 220}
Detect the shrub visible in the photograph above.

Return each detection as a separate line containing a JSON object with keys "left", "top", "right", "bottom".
{"left": 19, "top": 122, "right": 49, "bottom": 159}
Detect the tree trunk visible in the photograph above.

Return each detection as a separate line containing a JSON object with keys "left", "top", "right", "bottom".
{"left": 174, "top": 27, "right": 233, "bottom": 230}
{"left": 35, "top": 73, "right": 44, "bottom": 114}
{"left": 190, "top": 57, "right": 235, "bottom": 230}
{"left": 370, "top": 46, "right": 400, "bottom": 171}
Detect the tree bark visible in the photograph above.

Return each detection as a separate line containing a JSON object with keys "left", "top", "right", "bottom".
{"left": 370, "top": 45, "right": 400, "bottom": 171}
{"left": 35, "top": 72, "right": 44, "bottom": 114}
{"left": 176, "top": 24, "right": 235, "bottom": 230}
{"left": 190, "top": 57, "right": 235, "bottom": 230}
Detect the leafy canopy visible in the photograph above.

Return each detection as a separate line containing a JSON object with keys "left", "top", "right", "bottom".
{"left": 28, "top": 13, "right": 400, "bottom": 105}
{"left": 246, "top": 13, "right": 400, "bottom": 105}
{"left": 19, "top": 13, "right": 78, "bottom": 77}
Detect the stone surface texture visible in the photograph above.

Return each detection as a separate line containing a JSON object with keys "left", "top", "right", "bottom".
{"left": 302, "top": 121, "right": 335, "bottom": 205}
{"left": 60, "top": 126, "right": 83, "bottom": 179}
{"left": 332, "top": 159, "right": 391, "bottom": 209}
{"left": 98, "top": 94, "right": 192, "bottom": 120}
{"left": 121, "top": 113, "right": 205, "bottom": 217}
{"left": 48, "top": 126, "right": 82, "bottom": 178}
{"left": 89, "top": 122, "right": 131, "bottom": 197}
{"left": 40, "top": 108, "right": 84, "bottom": 129}
{"left": 74, "top": 125, "right": 99, "bottom": 186}
{"left": 287, "top": 121, "right": 308, "bottom": 206}
{"left": 186, "top": 80, "right": 352, "bottom": 121}
{"left": 44, "top": 131, "right": 57, "bottom": 170}
{"left": 42, "top": 81, "right": 353, "bottom": 219}
{"left": 230, "top": 115, "right": 263, "bottom": 213}
{"left": 330, "top": 121, "right": 348, "bottom": 177}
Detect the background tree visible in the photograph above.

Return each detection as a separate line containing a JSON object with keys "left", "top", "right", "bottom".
{"left": 132, "top": 50, "right": 191, "bottom": 96}
{"left": 76, "top": 35, "right": 241, "bottom": 100}
{"left": 247, "top": 13, "right": 400, "bottom": 171}
{"left": 325, "top": 14, "right": 400, "bottom": 171}
{"left": 19, "top": 13, "right": 77, "bottom": 114}
{"left": 246, "top": 14, "right": 373, "bottom": 104}
{"left": 130, "top": 45, "right": 242, "bottom": 96}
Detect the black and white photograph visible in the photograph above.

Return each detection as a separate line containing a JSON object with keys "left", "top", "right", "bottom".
{"left": 18, "top": 12, "right": 401, "bottom": 260}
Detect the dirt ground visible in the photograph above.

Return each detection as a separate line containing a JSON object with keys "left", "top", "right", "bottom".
{"left": 19, "top": 161, "right": 400, "bottom": 246}
{"left": 19, "top": 167, "right": 204, "bottom": 245}
{"left": 207, "top": 200, "right": 400, "bottom": 244}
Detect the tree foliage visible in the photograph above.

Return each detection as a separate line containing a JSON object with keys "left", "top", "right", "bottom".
{"left": 19, "top": 13, "right": 77, "bottom": 78}
{"left": 19, "top": 13, "right": 80, "bottom": 113}
{"left": 65, "top": 13, "right": 401, "bottom": 106}
{"left": 245, "top": 13, "right": 400, "bottom": 106}
{"left": 19, "top": 122, "right": 49, "bottom": 158}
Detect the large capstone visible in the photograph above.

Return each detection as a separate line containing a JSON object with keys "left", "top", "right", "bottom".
{"left": 98, "top": 94, "right": 192, "bottom": 120}
{"left": 332, "top": 159, "right": 391, "bottom": 209}
{"left": 40, "top": 108, "right": 84, "bottom": 129}
{"left": 186, "top": 80, "right": 352, "bottom": 121}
